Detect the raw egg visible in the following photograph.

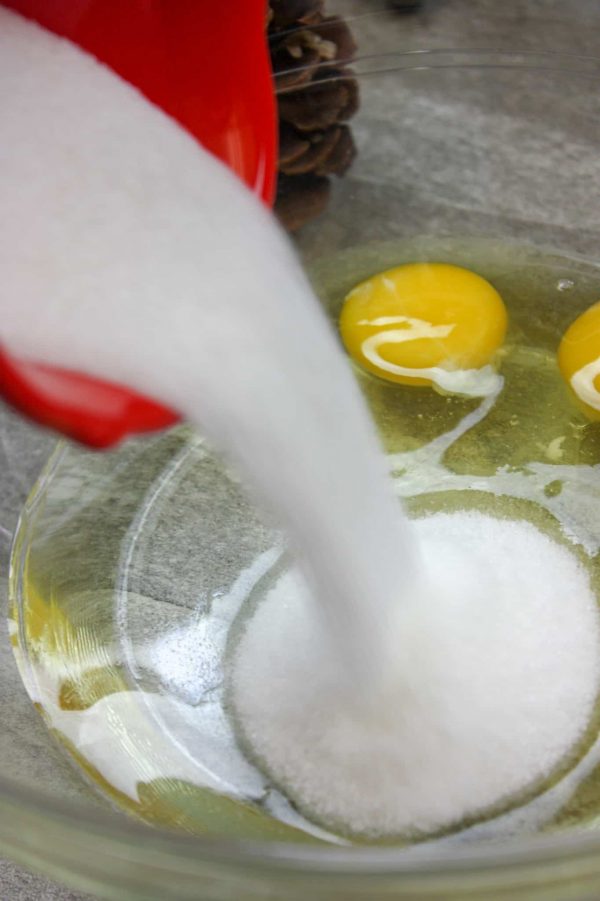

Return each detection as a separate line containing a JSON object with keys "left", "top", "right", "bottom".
{"left": 339, "top": 262, "right": 507, "bottom": 396}
{"left": 558, "top": 301, "right": 600, "bottom": 420}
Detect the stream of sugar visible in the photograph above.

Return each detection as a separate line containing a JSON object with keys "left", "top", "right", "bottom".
{"left": 0, "top": 8, "right": 417, "bottom": 682}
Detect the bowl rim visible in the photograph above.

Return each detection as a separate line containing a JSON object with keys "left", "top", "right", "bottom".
{"left": 6, "top": 46, "right": 600, "bottom": 882}
{"left": 6, "top": 764, "right": 600, "bottom": 877}
{"left": 274, "top": 46, "right": 600, "bottom": 94}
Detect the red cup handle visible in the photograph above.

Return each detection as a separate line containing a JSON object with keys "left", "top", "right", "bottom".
{"left": 0, "top": 351, "right": 179, "bottom": 448}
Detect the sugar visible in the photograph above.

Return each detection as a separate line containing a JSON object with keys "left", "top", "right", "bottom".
{"left": 231, "top": 513, "right": 600, "bottom": 837}
{"left": 0, "top": 8, "right": 417, "bottom": 681}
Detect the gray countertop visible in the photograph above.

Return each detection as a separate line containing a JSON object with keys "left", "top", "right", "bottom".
{"left": 0, "top": 860, "right": 92, "bottom": 901}
{"left": 2, "top": 0, "right": 600, "bottom": 897}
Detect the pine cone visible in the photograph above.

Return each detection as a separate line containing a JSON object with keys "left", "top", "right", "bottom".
{"left": 275, "top": 173, "right": 331, "bottom": 233}
{"left": 279, "top": 122, "right": 355, "bottom": 177}
{"left": 268, "top": 1, "right": 359, "bottom": 231}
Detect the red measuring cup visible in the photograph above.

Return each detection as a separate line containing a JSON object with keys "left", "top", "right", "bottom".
{"left": 0, "top": 0, "right": 277, "bottom": 448}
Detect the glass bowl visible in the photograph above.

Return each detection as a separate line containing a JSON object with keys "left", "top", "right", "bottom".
{"left": 5, "top": 49, "right": 600, "bottom": 900}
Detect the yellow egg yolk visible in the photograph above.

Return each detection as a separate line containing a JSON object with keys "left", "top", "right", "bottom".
{"left": 339, "top": 263, "right": 508, "bottom": 396}
{"left": 558, "top": 301, "right": 600, "bottom": 421}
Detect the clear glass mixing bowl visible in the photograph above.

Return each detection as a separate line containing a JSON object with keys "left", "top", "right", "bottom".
{"left": 4, "top": 49, "right": 600, "bottom": 900}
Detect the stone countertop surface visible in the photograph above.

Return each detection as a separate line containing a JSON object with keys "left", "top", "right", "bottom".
{"left": 2, "top": 0, "right": 600, "bottom": 898}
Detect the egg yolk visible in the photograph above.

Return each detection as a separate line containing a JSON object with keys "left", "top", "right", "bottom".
{"left": 558, "top": 301, "right": 600, "bottom": 421}
{"left": 339, "top": 263, "right": 508, "bottom": 396}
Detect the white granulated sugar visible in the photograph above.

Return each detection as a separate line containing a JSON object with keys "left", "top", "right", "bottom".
{"left": 0, "top": 8, "right": 418, "bottom": 680}
{"left": 231, "top": 513, "right": 600, "bottom": 837}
